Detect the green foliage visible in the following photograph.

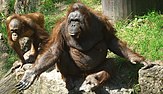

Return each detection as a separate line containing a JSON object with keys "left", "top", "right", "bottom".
{"left": 115, "top": 12, "right": 163, "bottom": 61}
{"left": 80, "top": 0, "right": 101, "bottom": 10}
{"left": 0, "top": 13, "right": 8, "bottom": 44}
{"left": 8, "top": 0, "right": 15, "bottom": 14}
{"left": 4, "top": 54, "right": 18, "bottom": 71}
{"left": 0, "top": 13, "right": 17, "bottom": 70}
{"left": 45, "top": 13, "right": 66, "bottom": 33}
{"left": 133, "top": 84, "right": 141, "bottom": 94}
{"left": 37, "top": 0, "right": 101, "bottom": 14}
{"left": 81, "top": 0, "right": 101, "bottom": 5}
{"left": 38, "top": 0, "right": 55, "bottom": 14}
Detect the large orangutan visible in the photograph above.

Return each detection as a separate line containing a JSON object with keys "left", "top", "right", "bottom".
{"left": 6, "top": 12, "right": 49, "bottom": 64}
{"left": 16, "top": 3, "right": 147, "bottom": 92}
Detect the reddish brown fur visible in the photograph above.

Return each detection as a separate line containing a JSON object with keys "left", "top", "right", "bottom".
{"left": 6, "top": 12, "right": 49, "bottom": 64}
{"left": 16, "top": 3, "right": 146, "bottom": 92}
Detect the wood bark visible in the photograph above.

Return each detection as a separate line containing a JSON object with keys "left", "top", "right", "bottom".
{"left": 14, "top": 0, "right": 38, "bottom": 14}
{"left": 0, "top": 0, "right": 10, "bottom": 15}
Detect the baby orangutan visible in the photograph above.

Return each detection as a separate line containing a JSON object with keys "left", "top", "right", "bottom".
{"left": 6, "top": 12, "right": 49, "bottom": 65}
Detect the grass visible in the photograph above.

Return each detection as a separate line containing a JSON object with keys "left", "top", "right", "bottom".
{"left": 115, "top": 12, "right": 163, "bottom": 61}
{"left": 114, "top": 13, "right": 163, "bottom": 93}
{"left": 0, "top": 1, "right": 162, "bottom": 92}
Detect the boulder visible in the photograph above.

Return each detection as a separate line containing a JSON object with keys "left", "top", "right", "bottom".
{"left": 139, "top": 64, "right": 163, "bottom": 94}
{"left": 24, "top": 69, "right": 68, "bottom": 94}
{"left": 18, "top": 60, "right": 140, "bottom": 94}
{"left": 0, "top": 60, "right": 163, "bottom": 94}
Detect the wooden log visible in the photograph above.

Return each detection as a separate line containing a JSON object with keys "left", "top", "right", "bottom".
{"left": 0, "top": 73, "right": 21, "bottom": 94}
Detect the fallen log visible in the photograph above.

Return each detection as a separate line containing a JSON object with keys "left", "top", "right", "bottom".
{"left": 0, "top": 72, "right": 21, "bottom": 94}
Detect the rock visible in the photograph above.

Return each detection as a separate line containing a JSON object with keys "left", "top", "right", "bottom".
{"left": 0, "top": 39, "right": 8, "bottom": 53}
{"left": 0, "top": 60, "right": 140, "bottom": 94}
{"left": 139, "top": 64, "right": 163, "bottom": 94}
{"left": 1, "top": 60, "right": 163, "bottom": 94}
{"left": 24, "top": 69, "right": 68, "bottom": 94}
{"left": 23, "top": 69, "right": 135, "bottom": 94}
{"left": 22, "top": 60, "right": 139, "bottom": 94}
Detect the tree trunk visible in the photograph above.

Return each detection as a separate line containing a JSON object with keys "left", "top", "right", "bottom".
{"left": 102, "top": 0, "right": 132, "bottom": 24}
{"left": 102, "top": 0, "right": 163, "bottom": 23}
{"left": 0, "top": 73, "right": 21, "bottom": 94}
{"left": 14, "top": 0, "right": 38, "bottom": 14}
{"left": 0, "top": 0, "right": 10, "bottom": 15}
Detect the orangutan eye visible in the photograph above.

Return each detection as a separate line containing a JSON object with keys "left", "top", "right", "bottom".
{"left": 71, "top": 19, "right": 80, "bottom": 22}
{"left": 11, "top": 29, "right": 18, "bottom": 33}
